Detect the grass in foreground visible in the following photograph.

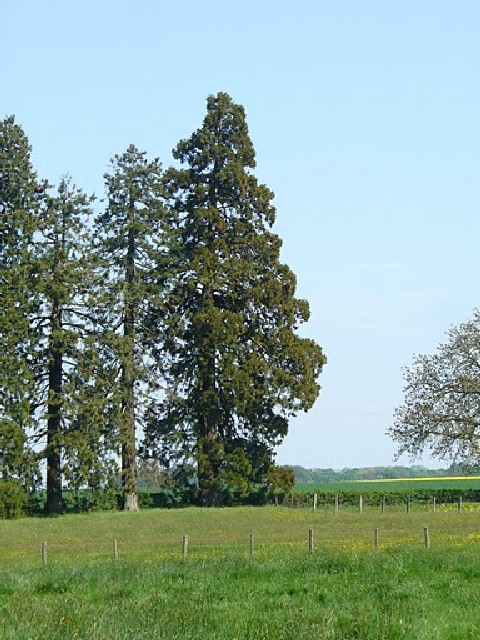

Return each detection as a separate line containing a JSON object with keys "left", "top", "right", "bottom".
{"left": 2, "top": 548, "right": 480, "bottom": 639}
{"left": 2, "top": 507, "right": 480, "bottom": 638}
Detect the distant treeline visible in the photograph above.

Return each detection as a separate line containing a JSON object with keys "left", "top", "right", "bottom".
{"left": 288, "top": 464, "right": 469, "bottom": 484}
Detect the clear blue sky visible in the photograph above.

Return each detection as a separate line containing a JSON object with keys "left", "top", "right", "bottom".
{"left": 4, "top": 1, "right": 480, "bottom": 469}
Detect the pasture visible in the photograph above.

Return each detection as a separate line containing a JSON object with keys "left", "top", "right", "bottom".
{"left": 2, "top": 506, "right": 480, "bottom": 638}
{"left": 294, "top": 475, "right": 480, "bottom": 493}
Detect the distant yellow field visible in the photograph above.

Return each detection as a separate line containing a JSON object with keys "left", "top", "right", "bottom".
{"left": 294, "top": 475, "right": 480, "bottom": 494}
{"left": 354, "top": 476, "right": 480, "bottom": 483}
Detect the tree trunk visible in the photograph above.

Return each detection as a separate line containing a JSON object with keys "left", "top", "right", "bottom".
{"left": 197, "top": 434, "right": 222, "bottom": 507}
{"left": 197, "top": 351, "right": 222, "bottom": 507}
{"left": 122, "top": 214, "right": 139, "bottom": 511}
{"left": 46, "top": 299, "right": 63, "bottom": 515}
{"left": 121, "top": 383, "right": 138, "bottom": 511}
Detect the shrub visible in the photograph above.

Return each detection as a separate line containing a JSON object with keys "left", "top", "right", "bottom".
{"left": 291, "top": 488, "right": 480, "bottom": 508}
{"left": 0, "top": 479, "right": 28, "bottom": 519}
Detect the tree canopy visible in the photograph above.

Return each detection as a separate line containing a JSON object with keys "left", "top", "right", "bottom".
{"left": 0, "top": 94, "right": 325, "bottom": 513}
{"left": 94, "top": 145, "right": 170, "bottom": 511}
{"left": 390, "top": 308, "right": 480, "bottom": 465}
{"left": 144, "top": 92, "right": 325, "bottom": 505}
{"left": 0, "top": 116, "right": 43, "bottom": 489}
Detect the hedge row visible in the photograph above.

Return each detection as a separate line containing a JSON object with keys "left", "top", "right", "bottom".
{"left": 5, "top": 484, "right": 480, "bottom": 519}
{"left": 289, "top": 488, "right": 480, "bottom": 507}
{"left": 6, "top": 484, "right": 274, "bottom": 517}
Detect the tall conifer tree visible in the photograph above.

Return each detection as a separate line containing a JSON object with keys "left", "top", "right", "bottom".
{"left": 150, "top": 93, "right": 326, "bottom": 506}
{"left": 0, "top": 116, "right": 43, "bottom": 487}
{"left": 30, "top": 178, "right": 98, "bottom": 514}
{"left": 95, "top": 146, "right": 168, "bottom": 511}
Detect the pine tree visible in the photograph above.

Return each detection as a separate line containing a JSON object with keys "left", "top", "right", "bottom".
{"left": 149, "top": 93, "right": 326, "bottom": 506}
{"left": 29, "top": 177, "right": 99, "bottom": 514}
{"left": 95, "top": 145, "right": 169, "bottom": 511}
{"left": 0, "top": 116, "right": 43, "bottom": 489}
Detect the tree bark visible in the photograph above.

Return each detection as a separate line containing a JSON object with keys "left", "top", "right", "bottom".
{"left": 197, "top": 433, "right": 221, "bottom": 506}
{"left": 195, "top": 194, "right": 222, "bottom": 507}
{"left": 197, "top": 350, "right": 221, "bottom": 507}
{"left": 122, "top": 210, "right": 139, "bottom": 511}
{"left": 46, "top": 297, "right": 63, "bottom": 515}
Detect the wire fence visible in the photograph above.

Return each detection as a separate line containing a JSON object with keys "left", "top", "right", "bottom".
{"left": 3, "top": 505, "right": 480, "bottom": 569}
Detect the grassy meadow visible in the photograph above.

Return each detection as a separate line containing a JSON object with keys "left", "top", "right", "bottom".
{"left": 2, "top": 505, "right": 480, "bottom": 638}
{"left": 294, "top": 475, "right": 480, "bottom": 493}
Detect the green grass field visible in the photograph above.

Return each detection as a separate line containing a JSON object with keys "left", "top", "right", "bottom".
{"left": 294, "top": 475, "right": 480, "bottom": 493}
{"left": 2, "top": 506, "right": 480, "bottom": 639}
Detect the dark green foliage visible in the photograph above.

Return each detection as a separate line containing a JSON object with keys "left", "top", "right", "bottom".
{"left": 1, "top": 118, "right": 115, "bottom": 514}
{"left": 0, "top": 116, "right": 43, "bottom": 488}
{"left": 2, "top": 96, "right": 325, "bottom": 512}
{"left": 29, "top": 178, "right": 106, "bottom": 514}
{"left": 26, "top": 489, "right": 119, "bottom": 515}
{"left": 20, "top": 481, "right": 480, "bottom": 515}
{"left": 95, "top": 145, "right": 169, "bottom": 511}
{"left": 146, "top": 92, "right": 325, "bottom": 505}
{"left": 0, "top": 478, "right": 28, "bottom": 518}
{"left": 291, "top": 487, "right": 480, "bottom": 507}
{"left": 138, "top": 489, "right": 185, "bottom": 509}
{"left": 267, "top": 463, "right": 295, "bottom": 499}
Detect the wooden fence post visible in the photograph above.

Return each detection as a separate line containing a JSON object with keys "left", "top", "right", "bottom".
{"left": 359, "top": 494, "right": 363, "bottom": 513}
{"left": 381, "top": 496, "right": 385, "bottom": 514}
{"left": 406, "top": 497, "right": 411, "bottom": 514}
{"left": 374, "top": 528, "right": 379, "bottom": 550}
{"left": 424, "top": 527, "right": 430, "bottom": 549}
{"left": 458, "top": 496, "right": 462, "bottom": 512}
{"left": 42, "top": 542, "right": 47, "bottom": 566}
{"left": 113, "top": 538, "right": 119, "bottom": 561}
{"left": 308, "top": 529, "right": 314, "bottom": 554}
{"left": 432, "top": 496, "right": 436, "bottom": 513}
{"left": 313, "top": 493, "right": 318, "bottom": 512}
{"left": 334, "top": 493, "right": 339, "bottom": 513}
{"left": 182, "top": 534, "right": 188, "bottom": 560}
{"left": 249, "top": 533, "right": 254, "bottom": 558}
{"left": 274, "top": 496, "right": 279, "bottom": 508}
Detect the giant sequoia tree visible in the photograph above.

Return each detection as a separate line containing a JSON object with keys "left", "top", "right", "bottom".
{"left": 1, "top": 117, "right": 115, "bottom": 513}
{"left": 2, "top": 97, "right": 325, "bottom": 513}
{"left": 30, "top": 178, "right": 99, "bottom": 514}
{"left": 95, "top": 146, "right": 169, "bottom": 511}
{"left": 0, "top": 116, "right": 43, "bottom": 487}
{"left": 148, "top": 93, "right": 325, "bottom": 505}
{"left": 390, "top": 309, "right": 480, "bottom": 465}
